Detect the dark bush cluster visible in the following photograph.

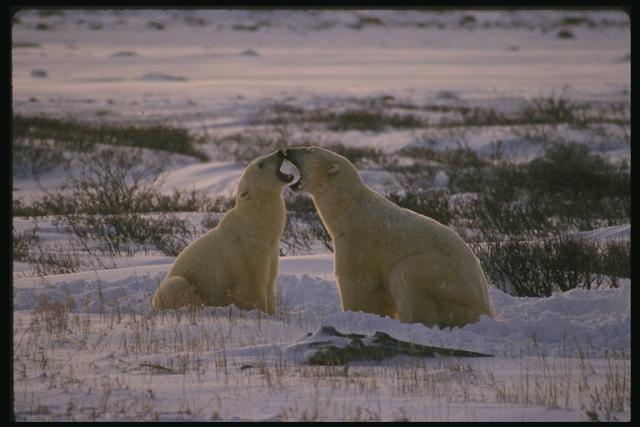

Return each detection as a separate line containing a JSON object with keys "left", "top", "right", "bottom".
{"left": 208, "top": 126, "right": 294, "bottom": 164}
{"left": 477, "top": 237, "right": 630, "bottom": 297}
{"left": 390, "top": 142, "right": 630, "bottom": 297}
{"left": 322, "top": 109, "right": 427, "bottom": 132}
{"left": 472, "top": 144, "right": 630, "bottom": 238}
{"left": 12, "top": 97, "right": 629, "bottom": 296}
{"left": 22, "top": 148, "right": 203, "bottom": 259}
{"left": 13, "top": 226, "right": 81, "bottom": 274}
{"left": 281, "top": 193, "right": 333, "bottom": 254}
{"left": 387, "top": 190, "right": 454, "bottom": 226}
{"left": 323, "top": 143, "right": 386, "bottom": 168}
{"left": 13, "top": 114, "right": 207, "bottom": 167}
{"left": 12, "top": 225, "right": 40, "bottom": 262}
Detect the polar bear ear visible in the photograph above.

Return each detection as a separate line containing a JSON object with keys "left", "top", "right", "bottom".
{"left": 327, "top": 162, "right": 341, "bottom": 176}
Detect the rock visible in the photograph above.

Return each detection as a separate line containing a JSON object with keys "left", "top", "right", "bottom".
{"left": 31, "top": 69, "right": 47, "bottom": 78}
{"left": 291, "top": 326, "right": 492, "bottom": 365}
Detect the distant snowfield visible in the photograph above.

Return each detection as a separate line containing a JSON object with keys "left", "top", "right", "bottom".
{"left": 13, "top": 10, "right": 630, "bottom": 119}
{"left": 12, "top": 9, "right": 630, "bottom": 421}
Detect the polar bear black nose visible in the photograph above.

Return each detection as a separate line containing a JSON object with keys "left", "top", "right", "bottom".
{"left": 278, "top": 149, "right": 288, "bottom": 158}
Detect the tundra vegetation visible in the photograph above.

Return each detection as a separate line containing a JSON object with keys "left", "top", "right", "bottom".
{"left": 13, "top": 94, "right": 630, "bottom": 297}
{"left": 13, "top": 93, "right": 630, "bottom": 421}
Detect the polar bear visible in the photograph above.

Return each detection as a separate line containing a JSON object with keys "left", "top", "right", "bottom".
{"left": 284, "top": 146, "right": 494, "bottom": 328}
{"left": 151, "top": 150, "right": 293, "bottom": 313}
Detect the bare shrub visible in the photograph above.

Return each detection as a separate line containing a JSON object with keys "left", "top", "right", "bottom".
{"left": 12, "top": 138, "right": 67, "bottom": 178}
{"left": 13, "top": 223, "right": 82, "bottom": 274}
{"left": 467, "top": 144, "right": 629, "bottom": 239}
{"left": 208, "top": 125, "right": 293, "bottom": 164}
{"left": 42, "top": 148, "right": 197, "bottom": 257}
{"left": 388, "top": 159, "right": 439, "bottom": 192}
{"left": 321, "top": 109, "right": 427, "bottom": 132}
{"left": 200, "top": 212, "right": 222, "bottom": 230}
{"left": 280, "top": 216, "right": 316, "bottom": 255}
{"left": 13, "top": 114, "right": 207, "bottom": 161}
{"left": 387, "top": 190, "right": 454, "bottom": 226}
{"left": 26, "top": 249, "right": 81, "bottom": 276}
{"left": 12, "top": 225, "right": 40, "bottom": 261}
{"left": 477, "top": 237, "right": 629, "bottom": 297}
{"left": 282, "top": 193, "right": 333, "bottom": 254}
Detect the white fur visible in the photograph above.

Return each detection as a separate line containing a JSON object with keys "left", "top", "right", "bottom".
{"left": 286, "top": 146, "right": 495, "bottom": 328}
{"left": 151, "top": 152, "right": 288, "bottom": 313}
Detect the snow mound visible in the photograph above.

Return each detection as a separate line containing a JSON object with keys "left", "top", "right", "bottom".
{"left": 159, "top": 161, "right": 243, "bottom": 196}
{"left": 571, "top": 224, "right": 630, "bottom": 241}
{"left": 13, "top": 266, "right": 629, "bottom": 359}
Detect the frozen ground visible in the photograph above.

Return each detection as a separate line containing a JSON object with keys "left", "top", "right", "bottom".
{"left": 12, "top": 9, "right": 630, "bottom": 422}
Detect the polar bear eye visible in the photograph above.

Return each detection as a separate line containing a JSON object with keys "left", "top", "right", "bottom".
{"left": 258, "top": 163, "right": 264, "bottom": 169}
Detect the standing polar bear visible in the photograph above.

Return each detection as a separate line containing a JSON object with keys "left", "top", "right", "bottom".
{"left": 284, "top": 146, "right": 494, "bottom": 328}
{"left": 151, "top": 150, "right": 293, "bottom": 313}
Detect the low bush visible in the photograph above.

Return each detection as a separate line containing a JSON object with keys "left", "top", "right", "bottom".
{"left": 26, "top": 250, "right": 81, "bottom": 276}
{"left": 387, "top": 190, "right": 454, "bottom": 226}
{"left": 323, "top": 109, "right": 426, "bottom": 132}
{"left": 208, "top": 126, "right": 293, "bottom": 163}
{"left": 323, "top": 143, "right": 386, "bottom": 168}
{"left": 468, "top": 144, "right": 629, "bottom": 238}
{"left": 40, "top": 148, "right": 198, "bottom": 257}
{"left": 12, "top": 225, "right": 40, "bottom": 262}
{"left": 283, "top": 193, "right": 333, "bottom": 253}
{"left": 13, "top": 114, "right": 207, "bottom": 161}
{"left": 478, "top": 237, "right": 630, "bottom": 297}
{"left": 13, "top": 138, "right": 67, "bottom": 177}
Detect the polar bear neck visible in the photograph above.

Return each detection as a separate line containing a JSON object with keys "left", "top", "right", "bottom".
{"left": 311, "top": 177, "right": 373, "bottom": 238}
{"left": 234, "top": 193, "right": 286, "bottom": 241}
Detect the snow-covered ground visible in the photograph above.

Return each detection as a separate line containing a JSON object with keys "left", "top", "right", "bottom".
{"left": 12, "top": 9, "right": 630, "bottom": 421}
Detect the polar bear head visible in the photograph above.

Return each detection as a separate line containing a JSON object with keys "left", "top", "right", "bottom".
{"left": 236, "top": 150, "right": 293, "bottom": 202}
{"left": 283, "top": 146, "right": 361, "bottom": 195}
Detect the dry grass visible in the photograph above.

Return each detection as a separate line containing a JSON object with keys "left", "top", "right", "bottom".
{"left": 12, "top": 299, "right": 630, "bottom": 421}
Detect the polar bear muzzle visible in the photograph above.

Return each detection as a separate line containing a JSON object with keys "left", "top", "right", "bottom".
{"left": 276, "top": 151, "right": 295, "bottom": 183}
{"left": 281, "top": 147, "right": 308, "bottom": 190}
{"left": 277, "top": 166, "right": 294, "bottom": 184}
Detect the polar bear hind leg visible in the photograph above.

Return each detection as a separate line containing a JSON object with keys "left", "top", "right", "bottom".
{"left": 388, "top": 256, "right": 472, "bottom": 328}
{"left": 389, "top": 258, "right": 489, "bottom": 328}
{"left": 337, "top": 274, "right": 396, "bottom": 318}
{"left": 152, "top": 276, "right": 204, "bottom": 310}
{"left": 388, "top": 277, "right": 443, "bottom": 327}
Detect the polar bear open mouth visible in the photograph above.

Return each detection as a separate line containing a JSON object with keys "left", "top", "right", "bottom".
{"left": 279, "top": 158, "right": 300, "bottom": 186}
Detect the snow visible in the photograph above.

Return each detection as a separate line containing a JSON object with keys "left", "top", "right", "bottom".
{"left": 158, "top": 161, "right": 243, "bottom": 196}
{"left": 13, "top": 252, "right": 630, "bottom": 358}
{"left": 12, "top": 259, "right": 630, "bottom": 421}
{"left": 571, "top": 224, "right": 630, "bottom": 241}
{"left": 12, "top": 9, "right": 629, "bottom": 422}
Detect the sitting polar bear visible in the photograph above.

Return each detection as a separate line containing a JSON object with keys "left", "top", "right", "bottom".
{"left": 284, "top": 146, "right": 494, "bottom": 328}
{"left": 151, "top": 150, "right": 293, "bottom": 313}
